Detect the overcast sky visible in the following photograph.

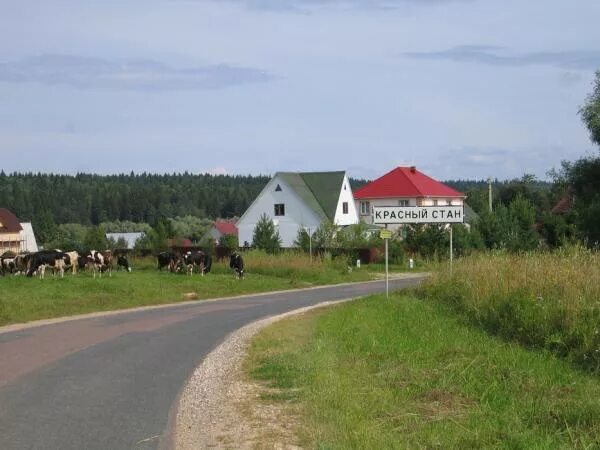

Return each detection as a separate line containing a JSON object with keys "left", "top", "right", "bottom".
{"left": 1, "top": 0, "right": 599, "bottom": 180}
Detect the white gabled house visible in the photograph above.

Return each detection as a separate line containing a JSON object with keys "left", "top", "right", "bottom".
{"left": 237, "top": 171, "right": 359, "bottom": 248}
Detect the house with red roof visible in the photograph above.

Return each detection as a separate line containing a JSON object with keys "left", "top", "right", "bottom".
{"left": 203, "top": 220, "right": 239, "bottom": 244}
{"left": 353, "top": 166, "right": 466, "bottom": 227}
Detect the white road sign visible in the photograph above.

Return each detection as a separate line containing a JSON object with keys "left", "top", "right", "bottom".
{"left": 373, "top": 206, "right": 464, "bottom": 224}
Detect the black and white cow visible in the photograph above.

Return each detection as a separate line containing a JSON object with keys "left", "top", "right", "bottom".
{"left": 157, "top": 252, "right": 178, "bottom": 272}
{"left": 117, "top": 255, "right": 131, "bottom": 272}
{"left": 86, "top": 250, "right": 112, "bottom": 278}
{"left": 26, "top": 250, "right": 70, "bottom": 279}
{"left": 229, "top": 252, "right": 244, "bottom": 279}
{"left": 182, "top": 251, "right": 212, "bottom": 276}
{"left": 1, "top": 256, "right": 16, "bottom": 276}
{"left": 65, "top": 251, "right": 79, "bottom": 275}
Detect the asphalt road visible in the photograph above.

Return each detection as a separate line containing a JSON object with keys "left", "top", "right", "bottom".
{"left": 0, "top": 277, "right": 425, "bottom": 450}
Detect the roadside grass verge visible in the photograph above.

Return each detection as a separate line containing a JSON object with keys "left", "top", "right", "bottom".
{"left": 414, "top": 246, "right": 600, "bottom": 373}
{"left": 0, "top": 254, "right": 375, "bottom": 326}
{"left": 245, "top": 294, "right": 600, "bottom": 448}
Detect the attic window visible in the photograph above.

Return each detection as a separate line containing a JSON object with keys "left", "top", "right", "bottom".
{"left": 275, "top": 184, "right": 282, "bottom": 192}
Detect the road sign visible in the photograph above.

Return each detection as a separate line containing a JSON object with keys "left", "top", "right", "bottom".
{"left": 379, "top": 229, "right": 392, "bottom": 239}
{"left": 372, "top": 206, "right": 464, "bottom": 224}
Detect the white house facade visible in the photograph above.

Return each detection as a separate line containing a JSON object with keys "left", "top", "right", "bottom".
{"left": 237, "top": 171, "right": 359, "bottom": 248}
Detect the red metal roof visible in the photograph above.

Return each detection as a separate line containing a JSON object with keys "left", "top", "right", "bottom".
{"left": 0, "top": 208, "right": 23, "bottom": 233}
{"left": 353, "top": 167, "right": 464, "bottom": 199}
{"left": 214, "top": 221, "right": 238, "bottom": 236}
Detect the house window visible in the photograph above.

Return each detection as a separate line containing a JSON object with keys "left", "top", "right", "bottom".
{"left": 398, "top": 200, "right": 409, "bottom": 207}
{"left": 274, "top": 203, "right": 285, "bottom": 216}
{"left": 342, "top": 202, "right": 348, "bottom": 214}
{"left": 360, "top": 201, "right": 370, "bottom": 215}
{"left": 275, "top": 184, "right": 282, "bottom": 192}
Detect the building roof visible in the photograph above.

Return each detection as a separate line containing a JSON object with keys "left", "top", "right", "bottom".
{"left": 106, "top": 232, "right": 146, "bottom": 249}
{"left": 353, "top": 166, "right": 464, "bottom": 199}
{"left": 278, "top": 171, "right": 346, "bottom": 221}
{"left": 0, "top": 208, "right": 23, "bottom": 233}
{"left": 213, "top": 221, "right": 238, "bottom": 236}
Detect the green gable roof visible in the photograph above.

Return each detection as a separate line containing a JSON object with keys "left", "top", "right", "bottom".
{"left": 277, "top": 171, "right": 346, "bottom": 221}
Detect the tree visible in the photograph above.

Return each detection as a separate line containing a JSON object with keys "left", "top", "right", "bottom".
{"left": 252, "top": 214, "right": 281, "bottom": 253}
{"left": 84, "top": 225, "right": 108, "bottom": 251}
{"left": 294, "top": 227, "right": 312, "bottom": 252}
{"left": 219, "top": 233, "right": 239, "bottom": 251}
{"left": 580, "top": 70, "right": 600, "bottom": 147}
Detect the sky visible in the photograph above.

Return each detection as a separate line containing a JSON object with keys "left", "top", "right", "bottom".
{"left": 1, "top": 0, "right": 599, "bottom": 181}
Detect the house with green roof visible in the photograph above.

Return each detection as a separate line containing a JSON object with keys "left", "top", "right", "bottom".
{"left": 237, "top": 171, "right": 359, "bottom": 248}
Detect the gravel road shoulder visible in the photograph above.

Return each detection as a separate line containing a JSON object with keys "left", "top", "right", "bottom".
{"left": 171, "top": 300, "right": 350, "bottom": 450}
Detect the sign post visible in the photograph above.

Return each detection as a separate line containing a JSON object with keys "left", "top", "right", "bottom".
{"left": 373, "top": 205, "right": 464, "bottom": 283}
{"left": 379, "top": 229, "right": 392, "bottom": 298}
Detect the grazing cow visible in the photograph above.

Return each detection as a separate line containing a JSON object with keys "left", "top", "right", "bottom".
{"left": 65, "top": 251, "right": 79, "bottom": 275}
{"left": 117, "top": 255, "right": 131, "bottom": 272}
{"left": 229, "top": 252, "right": 244, "bottom": 279}
{"left": 157, "top": 252, "right": 178, "bottom": 272}
{"left": 1, "top": 256, "right": 16, "bottom": 276}
{"left": 86, "top": 250, "right": 112, "bottom": 278}
{"left": 182, "top": 251, "right": 212, "bottom": 276}
{"left": 14, "top": 254, "right": 31, "bottom": 275}
{"left": 26, "top": 250, "right": 70, "bottom": 279}
{"left": 77, "top": 256, "right": 89, "bottom": 272}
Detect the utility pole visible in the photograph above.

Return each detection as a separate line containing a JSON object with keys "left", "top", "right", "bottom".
{"left": 488, "top": 177, "right": 493, "bottom": 212}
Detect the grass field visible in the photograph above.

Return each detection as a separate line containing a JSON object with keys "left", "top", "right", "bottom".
{"left": 0, "top": 251, "right": 379, "bottom": 326}
{"left": 245, "top": 294, "right": 600, "bottom": 449}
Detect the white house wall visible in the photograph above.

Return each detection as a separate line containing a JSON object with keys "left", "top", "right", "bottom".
{"left": 237, "top": 176, "right": 323, "bottom": 248}
{"left": 334, "top": 174, "right": 359, "bottom": 226}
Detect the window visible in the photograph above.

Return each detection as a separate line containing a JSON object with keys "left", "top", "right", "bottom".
{"left": 342, "top": 202, "right": 348, "bottom": 214}
{"left": 398, "top": 200, "right": 409, "bottom": 207}
{"left": 360, "top": 201, "right": 370, "bottom": 215}
{"left": 274, "top": 203, "right": 285, "bottom": 216}
{"left": 275, "top": 184, "right": 282, "bottom": 192}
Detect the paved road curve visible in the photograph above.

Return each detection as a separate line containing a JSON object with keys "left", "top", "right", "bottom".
{"left": 0, "top": 277, "right": 424, "bottom": 450}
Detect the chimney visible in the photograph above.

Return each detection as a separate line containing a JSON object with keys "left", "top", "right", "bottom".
{"left": 410, "top": 166, "right": 416, "bottom": 173}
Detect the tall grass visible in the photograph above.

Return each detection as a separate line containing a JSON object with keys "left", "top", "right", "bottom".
{"left": 239, "top": 250, "right": 371, "bottom": 284}
{"left": 416, "top": 246, "right": 600, "bottom": 372}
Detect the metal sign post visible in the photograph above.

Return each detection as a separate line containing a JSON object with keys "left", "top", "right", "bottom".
{"left": 449, "top": 224, "right": 453, "bottom": 275}
{"left": 379, "top": 229, "right": 392, "bottom": 298}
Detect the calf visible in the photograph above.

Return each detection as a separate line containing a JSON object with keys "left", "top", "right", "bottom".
{"left": 229, "top": 252, "right": 244, "bottom": 279}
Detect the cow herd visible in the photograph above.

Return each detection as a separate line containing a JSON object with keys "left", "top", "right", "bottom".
{"left": 0, "top": 250, "right": 129, "bottom": 278}
{"left": 1, "top": 249, "right": 245, "bottom": 279}
{"left": 155, "top": 250, "right": 245, "bottom": 279}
